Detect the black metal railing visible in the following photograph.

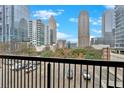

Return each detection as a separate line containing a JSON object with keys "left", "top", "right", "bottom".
{"left": 0, "top": 55, "right": 124, "bottom": 88}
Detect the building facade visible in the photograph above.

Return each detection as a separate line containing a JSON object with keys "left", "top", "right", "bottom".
{"left": 57, "top": 39, "right": 66, "bottom": 49}
{"left": 78, "top": 11, "right": 90, "bottom": 48}
{"left": 48, "top": 15, "right": 57, "bottom": 45}
{"left": 114, "top": 5, "right": 124, "bottom": 52}
{"left": 28, "top": 19, "right": 45, "bottom": 47}
{"left": 44, "top": 25, "right": 50, "bottom": 45}
{"left": 102, "top": 9, "right": 114, "bottom": 47}
{"left": 0, "top": 5, "right": 29, "bottom": 43}
{"left": 70, "top": 43, "right": 77, "bottom": 49}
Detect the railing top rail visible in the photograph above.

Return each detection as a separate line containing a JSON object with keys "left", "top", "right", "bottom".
{"left": 0, "top": 55, "right": 124, "bottom": 67}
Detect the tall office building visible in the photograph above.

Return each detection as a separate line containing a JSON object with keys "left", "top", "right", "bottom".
{"left": 44, "top": 25, "right": 50, "bottom": 45}
{"left": 0, "top": 5, "right": 29, "bottom": 43}
{"left": 48, "top": 15, "right": 57, "bottom": 45}
{"left": 102, "top": 9, "right": 114, "bottom": 47}
{"left": 78, "top": 11, "right": 90, "bottom": 48}
{"left": 28, "top": 19, "right": 45, "bottom": 47}
{"left": 114, "top": 5, "right": 124, "bottom": 53}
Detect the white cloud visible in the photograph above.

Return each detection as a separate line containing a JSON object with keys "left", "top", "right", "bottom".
{"left": 67, "top": 38, "right": 78, "bottom": 43}
{"left": 33, "top": 9, "right": 64, "bottom": 20}
{"left": 57, "top": 31, "right": 77, "bottom": 43}
{"left": 57, "top": 9, "right": 64, "bottom": 12}
{"left": 57, "top": 23, "right": 60, "bottom": 27}
{"left": 69, "top": 18, "right": 78, "bottom": 23}
{"left": 90, "top": 35, "right": 95, "bottom": 39}
{"left": 90, "top": 17, "right": 102, "bottom": 26}
{"left": 92, "top": 29, "right": 101, "bottom": 34}
{"left": 57, "top": 31, "right": 72, "bottom": 39}
{"left": 104, "top": 5, "right": 115, "bottom": 9}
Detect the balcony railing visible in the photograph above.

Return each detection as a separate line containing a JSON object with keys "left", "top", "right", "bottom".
{"left": 0, "top": 55, "right": 124, "bottom": 88}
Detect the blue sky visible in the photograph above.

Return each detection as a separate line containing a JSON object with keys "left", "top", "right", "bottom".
{"left": 29, "top": 5, "right": 114, "bottom": 43}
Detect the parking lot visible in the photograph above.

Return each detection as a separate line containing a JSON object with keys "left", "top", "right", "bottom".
{"left": 0, "top": 59, "right": 122, "bottom": 88}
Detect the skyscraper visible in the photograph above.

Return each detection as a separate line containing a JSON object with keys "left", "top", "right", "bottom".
{"left": 78, "top": 11, "right": 89, "bottom": 48}
{"left": 48, "top": 15, "right": 57, "bottom": 45}
{"left": 44, "top": 25, "right": 50, "bottom": 45}
{"left": 114, "top": 5, "right": 124, "bottom": 53}
{"left": 102, "top": 9, "right": 114, "bottom": 47}
{"left": 28, "top": 19, "right": 45, "bottom": 47}
{"left": 0, "top": 5, "right": 29, "bottom": 43}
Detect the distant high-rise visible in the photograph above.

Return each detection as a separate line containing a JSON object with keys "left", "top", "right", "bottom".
{"left": 44, "top": 25, "right": 50, "bottom": 45}
{"left": 48, "top": 15, "right": 57, "bottom": 45}
{"left": 0, "top": 5, "right": 29, "bottom": 43}
{"left": 57, "top": 39, "right": 66, "bottom": 49}
{"left": 28, "top": 19, "right": 45, "bottom": 47}
{"left": 102, "top": 9, "right": 114, "bottom": 47}
{"left": 78, "top": 11, "right": 89, "bottom": 48}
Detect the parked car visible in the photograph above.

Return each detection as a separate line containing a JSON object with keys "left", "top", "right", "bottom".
{"left": 25, "top": 65, "right": 36, "bottom": 73}
{"left": 25, "top": 63, "right": 33, "bottom": 69}
{"left": 66, "top": 69, "right": 73, "bottom": 79}
{"left": 83, "top": 73, "right": 91, "bottom": 80}
{"left": 32, "top": 61, "right": 41, "bottom": 65}
{"left": 11, "top": 63, "right": 26, "bottom": 71}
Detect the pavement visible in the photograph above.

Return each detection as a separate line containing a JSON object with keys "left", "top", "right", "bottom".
{"left": 110, "top": 53, "right": 124, "bottom": 61}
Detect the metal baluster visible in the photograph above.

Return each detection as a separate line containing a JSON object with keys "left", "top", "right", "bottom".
{"left": 4, "top": 59, "right": 6, "bottom": 88}
{"left": 74, "top": 64, "right": 76, "bottom": 88}
{"left": 40, "top": 61, "right": 41, "bottom": 88}
{"left": 107, "top": 66, "right": 109, "bottom": 87}
{"left": 99, "top": 66, "right": 102, "bottom": 88}
{"left": 63, "top": 63, "right": 65, "bottom": 88}
{"left": 86, "top": 65, "right": 88, "bottom": 88}
{"left": 28, "top": 60, "right": 29, "bottom": 88}
{"left": 114, "top": 67, "right": 117, "bottom": 88}
{"left": 17, "top": 60, "right": 19, "bottom": 88}
{"left": 68, "top": 63, "right": 70, "bottom": 88}
{"left": 80, "top": 64, "right": 82, "bottom": 88}
{"left": 123, "top": 67, "right": 124, "bottom": 88}
{"left": 44, "top": 62, "right": 46, "bottom": 88}
{"left": 20, "top": 60, "right": 22, "bottom": 88}
{"left": 14, "top": 59, "right": 15, "bottom": 88}
{"left": 47, "top": 63, "right": 51, "bottom": 88}
{"left": 24, "top": 60, "right": 26, "bottom": 88}
{"left": 7, "top": 59, "right": 9, "bottom": 88}
{"left": 2, "top": 58, "right": 3, "bottom": 88}
{"left": 58, "top": 63, "right": 60, "bottom": 88}
{"left": 35, "top": 61, "right": 37, "bottom": 88}
{"left": 31, "top": 60, "right": 33, "bottom": 88}
{"left": 93, "top": 65, "right": 95, "bottom": 88}
{"left": 53, "top": 62, "right": 55, "bottom": 88}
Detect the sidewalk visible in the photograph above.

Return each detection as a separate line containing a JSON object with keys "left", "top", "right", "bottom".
{"left": 111, "top": 53, "right": 124, "bottom": 59}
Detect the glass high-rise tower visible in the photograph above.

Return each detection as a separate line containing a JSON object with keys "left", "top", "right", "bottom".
{"left": 0, "top": 5, "right": 30, "bottom": 43}
{"left": 102, "top": 9, "right": 114, "bottom": 47}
